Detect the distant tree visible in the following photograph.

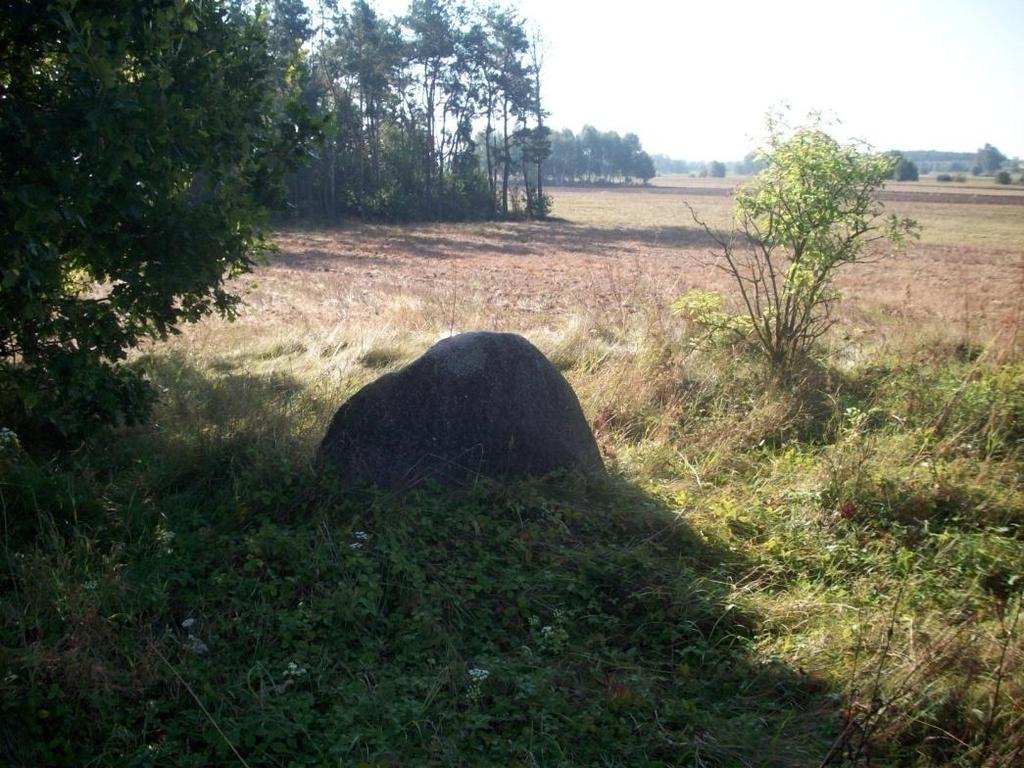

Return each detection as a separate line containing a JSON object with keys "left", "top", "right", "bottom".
{"left": 331, "top": 0, "right": 405, "bottom": 214}
{"left": 579, "top": 125, "right": 602, "bottom": 180}
{"left": 528, "top": 31, "right": 551, "bottom": 217}
{"left": 404, "top": 0, "right": 458, "bottom": 212}
{"left": 604, "top": 131, "right": 626, "bottom": 180}
{"left": 892, "top": 156, "right": 919, "bottom": 181}
{"left": 515, "top": 125, "right": 552, "bottom": 216}
{"left": 618, "top": 133, "right": 639, "bottom": 180}
{"left": 708, "top": 160, "right": 727, "bottom": 178}
{"left": 0, "top": 0, "right": 318, "bottom": 439}
{"left": 529, "top": 125, "right": 656, "bottom": 186}
{"left": 903, "top": 150, "right": 973, "bottom": 164}
{"left": 634, "top": 151, "right": 656, "bottom": 183}
{"left": 543, "top": 128, "right": 578, "bottom": 183}
{"left": 617, "top": 133, "right": 654, "bottom": 183}
{"left": 734, "top": 151, "right": 766, "bottom": 176}
{"left": 483, "top": 6, "right": 532, "bottom": 215}
{"left": 652, "top": 154, "right": 690, "bottom": 174}
{"left": 994, "top": 170, "right": 1012, "bottom": 185}
{"left": 676, "top": 114, "right": 919, "bottom": 371}
{"left": 975, "top": 143, "right": 1007, "bottom": 175}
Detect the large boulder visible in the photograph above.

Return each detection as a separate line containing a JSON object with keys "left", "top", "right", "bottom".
{"left": 317, "top": 332, "right": 603, "bottom": 489}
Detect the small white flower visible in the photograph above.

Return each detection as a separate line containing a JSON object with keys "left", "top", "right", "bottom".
{"left": 284, "top": 661, "right": 308, "bottom": 678}
{"left": 353, "top": 531, "right": 370, "bottom": 541}
{"left": 466, "top": 666, "right": 490, "bottom": 701}
{"left": 83, "top": 580, "right": 98, "bottom": 592}
{"left": 156, "top": 527, "right": 176, "bottom": 544}
{"left": 185, "top": 635, "right": 209, "bottom": 655}
{"left": 541, "top": 625, "right": 554, "bottom": 637}
{"left": 0, "top": 427, "right": 19, "bottom": 451}
{"left": 181, "top": 617, "right": 196, "bottom": 630}
{"left": 349, "top": 542, "right": 363, "bottom": 550}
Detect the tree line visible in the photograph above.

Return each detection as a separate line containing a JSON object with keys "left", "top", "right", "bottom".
{"left": 899, "top": 146, "right": 1015, "bottom": 175}
{"left": 652, "top": 154, "right": 756, "bottom": 178}
{"left": 272, "top": 0, "right": 551, "bottom": 221}
{"left": 541, "top": 127, "right": 656, "bottom": 185}
{"left": 651, "top": 143, "right": 1018, "bottom": 180}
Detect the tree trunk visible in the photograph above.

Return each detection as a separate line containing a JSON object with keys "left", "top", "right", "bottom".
{"left": 533, "top": 42, "right": 544, "bottom": 216}
{"left": 501, "top": 99, "right": 510, "bottom": 216}
{"left": 484, "top": 121, "right": 495, "bottom": 204}
{"left": 521, "top": 149, "right": 533, "bottom": 214}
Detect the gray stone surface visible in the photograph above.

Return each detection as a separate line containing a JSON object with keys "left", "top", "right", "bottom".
{"left": 317, "top": 332, "right": 604, "bottom": 489}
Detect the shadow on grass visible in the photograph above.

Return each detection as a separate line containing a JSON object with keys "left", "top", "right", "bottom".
{"left": 2, "top": 354, "right": 844, "bottom": 767}
{"left": 272, "top": 219, "right": 716, "bottom": 270}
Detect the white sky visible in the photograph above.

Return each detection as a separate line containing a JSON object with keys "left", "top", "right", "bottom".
{"left": 325, "top": 0, "right": 1024, "bottom": 160}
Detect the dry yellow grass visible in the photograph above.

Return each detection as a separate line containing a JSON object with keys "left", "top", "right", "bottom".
{"left": 204, "top": 184, "right": 1021, "bottom": 352}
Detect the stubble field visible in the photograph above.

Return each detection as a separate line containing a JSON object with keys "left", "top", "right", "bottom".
{"left": 248, "top": 179, "right": 1023, "bottom": 347}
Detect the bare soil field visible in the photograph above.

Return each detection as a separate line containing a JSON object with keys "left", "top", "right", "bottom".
{"left": 645, "top": 183, "right": 1024, "bottom": 206}
{"left": 259, "top": 184, "right": 1023, "bottom": 347}
{"left": 653, "top": 173, "right": 1024, "bottom": 198}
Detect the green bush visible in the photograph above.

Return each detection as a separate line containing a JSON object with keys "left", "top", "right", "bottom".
{"left": 681, "top": 114, "right": 918, "bottom": 371}
{"left": 0, "top": 1, "right": 318, "bottom": 442}
{"left": 892, "top": 156, "right": 919, "bottom": 181}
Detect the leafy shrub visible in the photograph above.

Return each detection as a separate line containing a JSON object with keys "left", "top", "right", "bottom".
{"left": 0, "top": 2, "right": 318, "bottom": 442}
{"left": 0, "top": 356, "right": 154, "bottom": 451}
{"left": 681, "top": 113, "right": 919, "bottom": 371}
{"left": 995, "top": 170, "right": 1012, "bottom": 185}
{"left": 671, "top": 290, "right": 753, "bottom": 347}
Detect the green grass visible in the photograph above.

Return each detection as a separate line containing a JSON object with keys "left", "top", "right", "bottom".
{"left": 2, "top": 310, "right": 1023, "bottom": 765}
{"left": 0, "top": 356, "right": 832, "bottom": 766}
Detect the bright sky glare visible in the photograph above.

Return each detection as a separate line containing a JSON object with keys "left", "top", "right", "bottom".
{"left": 322, "top": 0, "right": 1024, "bottom": 160}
